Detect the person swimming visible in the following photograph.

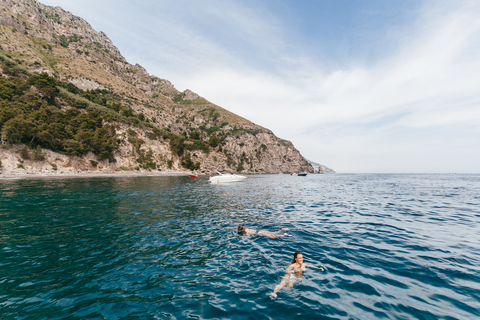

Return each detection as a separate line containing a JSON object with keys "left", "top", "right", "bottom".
{"left": 238, "top": 225, "right": 292, "bottom": 239}
{"left": 271, "top": 251, "right": 324, "bottom": 299}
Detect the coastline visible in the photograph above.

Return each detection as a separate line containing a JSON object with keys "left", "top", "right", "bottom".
{"left": 0, "top": 169, "right": 198, "bottom": 179}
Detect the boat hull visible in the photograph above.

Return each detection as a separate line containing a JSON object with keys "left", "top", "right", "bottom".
{"left": 209, "top": 174, "right": 247, "bottom": 183}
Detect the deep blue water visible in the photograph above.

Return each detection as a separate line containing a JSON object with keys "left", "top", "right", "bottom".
{"left": 1, "top": 174, "right": 479, "bottom": 319}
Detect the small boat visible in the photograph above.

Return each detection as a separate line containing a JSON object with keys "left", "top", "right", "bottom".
{"left": 189, "top": 174, "right": 198, "bottom": 178}
{"left": 209, "top": 170, "right": 246, "bottom": 183}
{"left": 297, "top": 173, "right": 307, "bottom": 176}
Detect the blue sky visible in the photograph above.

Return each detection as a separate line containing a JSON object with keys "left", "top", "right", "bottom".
{"left": 40, "top": 0, "right": 480, "bottom": 173}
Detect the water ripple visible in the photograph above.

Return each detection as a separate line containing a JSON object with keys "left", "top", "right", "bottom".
{"left": 1, "top": 174, "right": 480, "bottom": 319}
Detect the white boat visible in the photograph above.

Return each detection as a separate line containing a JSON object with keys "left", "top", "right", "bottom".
{"left": 209, "top": 170, "right": 247, "bottom": 183}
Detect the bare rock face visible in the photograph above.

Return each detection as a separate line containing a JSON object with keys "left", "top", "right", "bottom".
{"left": 68, "top": 77, "right": 105, "bottom": 91}
{"left": 183, "top": 89, "right": 200, "bottom": 100}
{"left": 0, "top": 0, "right": 315, "bottom": 175}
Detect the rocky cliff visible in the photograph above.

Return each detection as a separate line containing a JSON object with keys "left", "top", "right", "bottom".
{"left": 0, "top": 0, "right": 313, "bottom": 175}
{"left": 307, "top": 160, "right": 336, "bottom": 174}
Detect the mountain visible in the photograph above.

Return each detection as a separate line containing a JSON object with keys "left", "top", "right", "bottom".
{"left": 0, "top": 0, "right": 313, "bottom": 175}
{"left": 307, "top": 160, "right": 336, "bottom": 174}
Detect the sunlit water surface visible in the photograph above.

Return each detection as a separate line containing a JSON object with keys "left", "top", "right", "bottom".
{"left": 1, "top": 174, "right": 479, "bottom": 319}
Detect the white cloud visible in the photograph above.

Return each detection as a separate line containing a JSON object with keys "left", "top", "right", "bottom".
{"left": 180, "top": 1, "right": 480, "bottom": 172}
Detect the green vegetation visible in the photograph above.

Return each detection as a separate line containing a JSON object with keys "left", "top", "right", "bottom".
{"left": 230, "top": 127, "right": 263, "bottom": 136}
{"left": 199, "top": 107, "right": 220, "bottom": 121}
{"left": 185, "top": 139, "right": 209, "bottom": 153}
{"left": 0, "top": 54, "right": 119, "bottom": 161}
{"left": 182, "top": 130, "right": 209, "bottom": 153}
{"left": 43, "top": 11, "right": 61, "bottom": 24}
{"left": 278, "top": 139, "right": 293, "bottom": 148}
{"left": 169, "top": 136, "right": 185, "bottom": 156}
{"left": 32, "top": 146, "right": 45, "bottom": 161}
{"left": 208, "top": 135, "right": 219, "bottom": 148}
{"left": 136, "top": 148, "right": 156, "bottom": 170}
{"left": 173, "top": 94, "right": 183, "bottom": 103}
{"left": 189, "top": 130, "right": 200, "bottom": 140}
{"left": 21, "top": 145, "right": 45, "bottom": 161}
{"left": 57, "top": 35, "right": 81, "bottom": 48}
{"left": 181, "top": 153, "right": 200, "bottom": 171}
{"left": 224, "top": 151, "right": 235, "bottom": 168}
{"left": 20, "top": 147, "right": 29, "bottom": 160}
{"left": 198, "top": 124, "right": 220, "bottom": 135}
{"left": 236, "top": 164, "right": 244, "bottom": 172}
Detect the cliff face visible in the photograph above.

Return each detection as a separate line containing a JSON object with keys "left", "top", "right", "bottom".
{"left": 0, "top": 0, "right": 313, "bottom": 175}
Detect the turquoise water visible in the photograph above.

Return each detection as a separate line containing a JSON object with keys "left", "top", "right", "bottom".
{"left": 1, "top": 174, "right": 479, "bottom": 319}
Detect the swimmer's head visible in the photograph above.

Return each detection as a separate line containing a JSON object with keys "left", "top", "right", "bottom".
{"left": 292, "top": 251, "right": 303, "bottom": 264}
{"left": 238, "top": 225, "right": 245, "bottom": 234}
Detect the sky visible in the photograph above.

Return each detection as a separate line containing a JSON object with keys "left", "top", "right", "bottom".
{"left": 39, "top": 0, "right": 480, "bottom": 173}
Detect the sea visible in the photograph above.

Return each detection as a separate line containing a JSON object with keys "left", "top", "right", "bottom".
{"left": 0, "top": 173, "right": 479, "bottom": 320}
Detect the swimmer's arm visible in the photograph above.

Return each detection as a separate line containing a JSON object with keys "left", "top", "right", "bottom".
{"left": 305, "top": 263, "right": 324, "bottom": 271}
{"left": 285, "top": 264, "right": 295, "bottom": 273}
{"left": 273, "top": 227, "right": 290, "bottom": 233}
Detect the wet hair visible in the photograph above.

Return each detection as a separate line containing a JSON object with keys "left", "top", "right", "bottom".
{"left": 238, "top": 225, "right": 245, "bottom": 233}
{"left": 292, "top": 251, "right": 302, "bottom": 264}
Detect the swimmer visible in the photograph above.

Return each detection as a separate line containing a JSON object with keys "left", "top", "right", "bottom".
{"left": 271, "top": 251, "right": 324, "bottom": 299}
{"left": 238, "top": 225, "right": 292, "bottom": 239}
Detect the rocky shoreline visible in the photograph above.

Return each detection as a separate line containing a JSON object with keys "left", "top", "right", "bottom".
{"left": 0, "top": 169, "right": 196, "bottom": 179}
